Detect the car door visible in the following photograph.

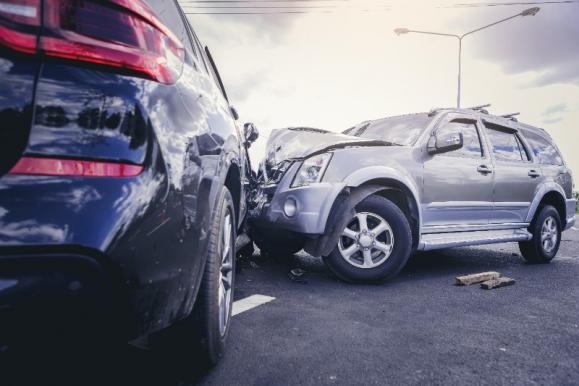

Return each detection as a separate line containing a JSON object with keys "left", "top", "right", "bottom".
{"left": 422, "top": 113, "right": 494, "bottom": 227}
{"left": 483, "top": 121, "right": 539, "bottom": 223}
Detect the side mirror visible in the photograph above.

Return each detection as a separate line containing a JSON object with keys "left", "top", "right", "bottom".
{"left": 243, "top": 122, "right": 259, "bottom": 147}
{"left": 428, "top": 131, "right": 463, "bottom": 155}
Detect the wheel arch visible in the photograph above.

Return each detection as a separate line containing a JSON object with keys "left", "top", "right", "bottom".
{"left": 356, "top": 179, "right": 420, "bottom": 251}
{"left": 305, "top": 172, "right": 421, "bottom": 257}
{"left": 224, "top": 162, "right": 241, "bottom": 226}
{"left": 527, "top": 183, "right": 567, "bottom": 227}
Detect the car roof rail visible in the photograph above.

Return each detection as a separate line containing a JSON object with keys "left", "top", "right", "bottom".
{"left": 466, "top": 104, "right": 491, "bottom": 114}
{"left": 428, "top": 107, "right": 452, "bottom": 116}
{"left": 428, "top": 104, "right": 491, "bottom": 117}
{"left": 500, "top": 112, "right": 520, "bottom": 122}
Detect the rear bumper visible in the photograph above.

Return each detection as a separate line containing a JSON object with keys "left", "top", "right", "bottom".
{"left": 0, "top": 252, "right": 130, "bottom": 348}
{"left": 564, "top": 199, "right": 577, "bottom": 230}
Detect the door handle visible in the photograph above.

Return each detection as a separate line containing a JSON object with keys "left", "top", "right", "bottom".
{"left": 477, "top": 165, "right": 493, "bottom": 174}
{"left": 528, "top": 169, "right": 541, "bottom": 178}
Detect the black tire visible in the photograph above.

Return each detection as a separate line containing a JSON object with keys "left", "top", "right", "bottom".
{"left": 152, "top": 186, "right": 236, "bottom": 372}
{"left": 519, "top": 205, "right": 561, "bottom": 264}
{"left": 323, "top": 194, "right": 412, "bottom": 283}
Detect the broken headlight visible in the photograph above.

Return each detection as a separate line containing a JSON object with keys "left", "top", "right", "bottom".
{"left": 267, "top": 160, "right": 293, "bottom": 185}
{"left": 291, "top": 153, "right": 332, "bottom": 188}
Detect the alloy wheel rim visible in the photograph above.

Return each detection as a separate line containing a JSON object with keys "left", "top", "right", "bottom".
{"left": 218, "top": 212, "right": 234, "bottom": 337}
{"left": 338, "top": 212, "right": 394, "bottom": 269}
{"left": 541, "top": 215, "right": 558, "bottom": 253}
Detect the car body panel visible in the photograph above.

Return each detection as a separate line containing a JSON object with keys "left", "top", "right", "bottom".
{"left": 421, "top": 113, "right": 494, "bottom": 226}
{"left": 0, "top": 0, "right": 247, "bottom": 340}
{"left": 252, "top": 108, "right": 575, "bottom": 257}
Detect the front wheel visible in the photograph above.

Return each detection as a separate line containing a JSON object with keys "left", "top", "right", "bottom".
{"left": 323, "top": 194, "right": 412, "bottom": 283}
{"left": 519, "top": 205, "right": 561, "bottom": 263}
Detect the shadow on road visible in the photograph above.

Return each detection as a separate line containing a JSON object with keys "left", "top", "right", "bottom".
{"left": 1, "top": 339, "right": 210, "bottom": 386}
{"left": 244, "top": 244, "right": 529, "bottom": 287}
{"left": 0, "top": 245, "right": 540, "bottom": 386}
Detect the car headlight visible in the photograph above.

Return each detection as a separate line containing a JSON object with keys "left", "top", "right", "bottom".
{"left": 291, "top": 153, "right": 332, "bottom": 188}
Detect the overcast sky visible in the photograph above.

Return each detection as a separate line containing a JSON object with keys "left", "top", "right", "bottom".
{"left": 183, "top": 0, "right": 579, "bottom": 177}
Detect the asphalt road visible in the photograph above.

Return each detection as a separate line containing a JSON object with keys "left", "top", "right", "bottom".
{"left": 199, "top": 220, "right": 579, "bottom": 386}
{"left": 5, "top": 219, "right": 579, "bottom": 386}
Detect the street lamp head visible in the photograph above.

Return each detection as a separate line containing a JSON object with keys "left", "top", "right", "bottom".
{"left": 394, "top": 28, "right": 409, "bottom": 36}
{"left": 521, "top": 7, "right": 540, "bottom": 16}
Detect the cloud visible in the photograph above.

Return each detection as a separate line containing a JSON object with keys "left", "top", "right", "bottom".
{"left": 542, "top": 116, "right": 563, "bottom": 124}
{"left": 186, "top": 12, "right": 296, "bottom": 47}
{"left": 543, "top": 103, "right": 567, "bottom": 116}
{"left": 448, "top": 3, "right": 579, "bottom": 87}
{"left": 541, "top": 103, "right": 567, "bottom": 124}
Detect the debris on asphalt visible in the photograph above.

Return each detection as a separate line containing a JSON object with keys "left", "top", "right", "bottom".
{"left": 289, "top": 268, "right": 308, "bottom": 283}
{"left": 455, "top": 271, "right": 500, "bottom": 286}
{"left": 290, "top": 268, "right": 305, "bottom": 277}
{"left": 481, "top": 277, "right": 516, "bottom": 290}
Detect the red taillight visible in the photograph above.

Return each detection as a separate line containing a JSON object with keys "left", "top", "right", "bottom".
{"left": 8, "top": 157, "right": 143, "bottom": 177}
{"left": 0, "top": 0, "right": 184, "bottom": 84}
{"left": 0, "top": 0, "right": 41, "bottom": 53}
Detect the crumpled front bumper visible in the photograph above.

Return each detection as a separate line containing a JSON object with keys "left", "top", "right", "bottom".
{"left": 564, "top": 199, "right": 577, "bottom": 230}
{"left": 254, "top": 164, "right": 345, "bottom": 235}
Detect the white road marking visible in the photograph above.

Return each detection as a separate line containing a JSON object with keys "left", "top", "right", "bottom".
{"left": 572, "top": 227, "right": 578, "bottom": 231}
{"left": 232, "top": 294, "right": 275, "bottom": 316}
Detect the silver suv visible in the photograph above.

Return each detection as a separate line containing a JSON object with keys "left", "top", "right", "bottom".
{"left": 250, "top": 107, "right": 576, "bottom": 282}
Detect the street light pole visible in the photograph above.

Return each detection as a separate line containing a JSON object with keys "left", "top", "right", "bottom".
{"left": 458, "top": 37, "right": 461, "bottom": 108}
{"left": 394, "top": 7, "right": 540, "bottom": 108}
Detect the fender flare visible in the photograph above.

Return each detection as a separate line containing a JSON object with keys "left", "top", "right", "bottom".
{"left": 343, "top": 166, "right": 422, "bottom": 229}
{"left": 525, "top": 182, "right": 567, "bottom": 223}
{"left": 304, "top": 167, "right": 422, "bottom": 257}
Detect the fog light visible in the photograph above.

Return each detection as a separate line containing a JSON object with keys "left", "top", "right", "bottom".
{"left": 283, "top": 197, "right": 297, "bottom": 217}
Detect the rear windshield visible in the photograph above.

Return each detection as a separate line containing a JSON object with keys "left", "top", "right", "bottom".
{"left": 345, "top": 114, "right": 432, "bottom": 145}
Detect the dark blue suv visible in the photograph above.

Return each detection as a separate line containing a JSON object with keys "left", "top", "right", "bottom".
{"left": 0, "top": 0, "right": 254, "bottom": 370}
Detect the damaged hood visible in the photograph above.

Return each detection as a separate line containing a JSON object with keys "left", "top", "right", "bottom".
{"left": 264, "top": 127, "right": 392, "bottom": 167}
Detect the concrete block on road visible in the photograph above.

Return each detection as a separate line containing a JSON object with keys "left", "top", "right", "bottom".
{"left": 455, "top": 271, "right": 500, "bottom": 286}
{"left": 481, "top": 277, "right": 516, "bottom": 290}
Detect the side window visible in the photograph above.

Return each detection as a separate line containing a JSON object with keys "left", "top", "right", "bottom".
{"left": 191, "top": 30, "right": 210, "bottom": 74}
{"left": 204, "top": 46, "right": 229, "bottom": 102}
{"left": 485, "top": 126, "right": 527, "bottom": 162}
{"left": 144, "top": 0, "right": 186, "bottom": 44}
{"left": 522, "top": 130, "right": 564, "bottom": 165}
{"left": 179, "top": 14, "right": 200, "bottom": 61}
{"left": 515, "top": 135, "right": 531, "bottom": 161}
{"left": 436, "top": 120, "right": 483, "bottom": 158}
{"left": 147, "top": 0, "right": 198, "bottom": 60}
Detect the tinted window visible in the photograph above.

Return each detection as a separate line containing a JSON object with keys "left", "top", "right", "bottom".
{"left": 486, "top": 127, "right": 527, "bottom": 161}
{"left": 522, "top": 130, "right": 563, "bottom": 165}
{"left": 515, "top": 135, "right": 531, "bottom": 161}
{"left": 350, "top": 114, "right": 432, "bottom": 146}
{"left": 144, "top": 0, "right": 186, "bottom": 46}
{"left": 181, "top": 16, "right": 200, "bottom": 60}
{"left": 436, "top": 120, "right": 483, "bottom": 158}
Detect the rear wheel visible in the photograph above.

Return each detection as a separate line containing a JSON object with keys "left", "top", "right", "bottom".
{"left": 152, "top": 186, "right": 236, "bottom": 371}
{"left": 324, "top": 194, "right": 412, "bottom": 282}
{"left": 519, "top": 205, "right": 561, "bottom": 263}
